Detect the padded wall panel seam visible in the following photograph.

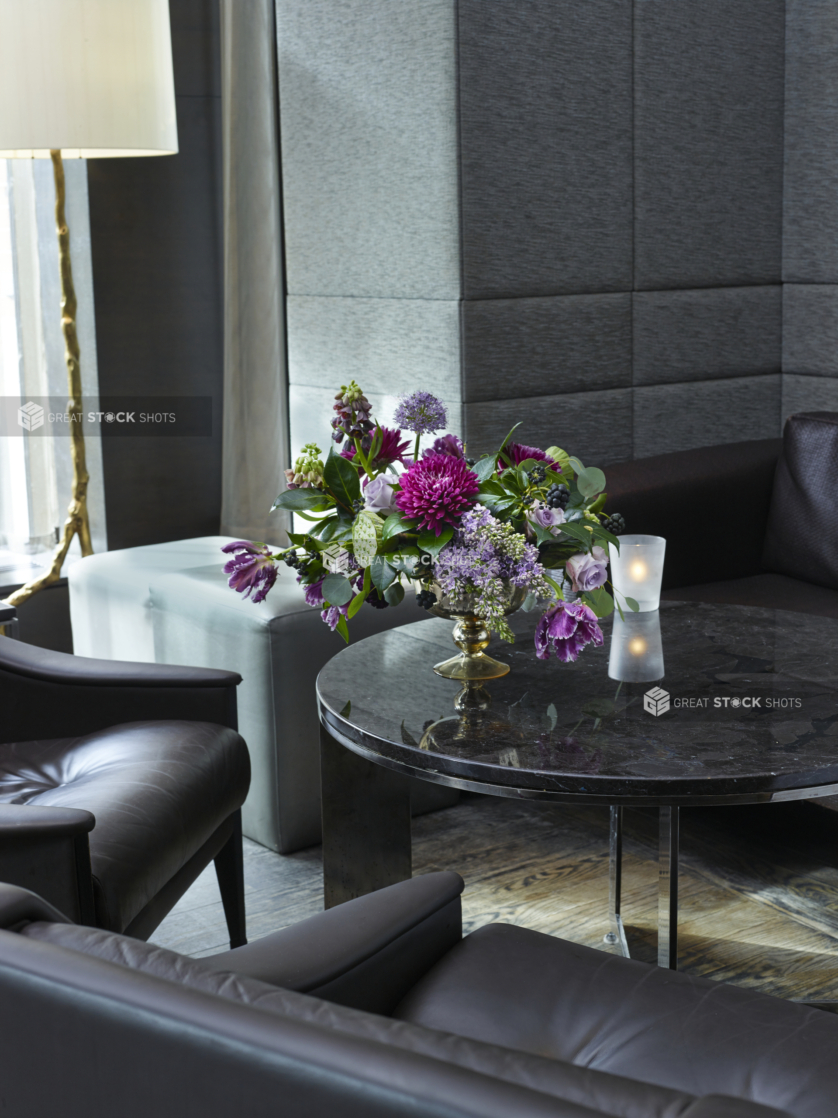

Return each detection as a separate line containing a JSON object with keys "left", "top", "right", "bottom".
{"left": 457, "top": 0, "right": 633, "bottom": 300}
{"left": 783, "top": 284, "right": 838, "bottom": 376}
{"left": 634, "top": 0, "right": 784, "bottom": 291}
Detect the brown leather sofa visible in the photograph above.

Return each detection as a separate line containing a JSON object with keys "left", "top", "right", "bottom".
{"left": 2, "top": 873, "right": 835, "bottom": 1117}
{"left": 605, "top": 412, "right": 838, "bottom": 618}
{"left": 0, "top": 635, "right": 250, "bottom": 943}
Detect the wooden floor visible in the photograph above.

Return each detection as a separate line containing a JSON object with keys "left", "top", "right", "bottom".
{"left": 152, "top": 793, "right": 838, "bottom": 1001}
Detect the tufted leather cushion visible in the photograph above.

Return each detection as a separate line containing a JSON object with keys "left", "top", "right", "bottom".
{"left": 393, "top": 923, "right": 838, "bottom": 1118}
{"left": 763, "top": 413, "right": 838, "bottom": 590}
{"left": 0, "top": 721, "right": 250, "bottom": 933}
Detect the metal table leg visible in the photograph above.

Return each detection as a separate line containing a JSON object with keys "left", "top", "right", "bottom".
{"left": 320, "top": 724, "right": 412, "bottom": 908}
{"left": 658, "top": 806, "right": 680, "bottom": 969}
{"left": 604, "top": 805, "right": 630, "bottom": 957}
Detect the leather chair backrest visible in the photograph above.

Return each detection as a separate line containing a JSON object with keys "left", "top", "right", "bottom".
{"left": 763, "top": 412, "right": 838, "bottom": 590}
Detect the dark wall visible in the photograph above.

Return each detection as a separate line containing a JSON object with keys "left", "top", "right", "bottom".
{"left": 87, "top": 0, "right": 223, "bottom": 552}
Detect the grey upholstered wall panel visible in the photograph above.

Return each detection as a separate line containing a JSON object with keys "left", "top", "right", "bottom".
{"left": 634, "top": 0, "right": 784, "bottom": 291}
{"left": 464, "top": 389, "right": 632, "bottom": 466}
{"left": 784, "top": 0, "right": 838, "bottom": 283}
{"left": 462, "top": 294, "right": 631, "bottom": 402}
{"left": 276, "top": 0, "right": 459, "bottom": 299}
{"left": 287, "top": 297, "right": 461, "bottom": 400}
{"left": 457, "top": 0, "right": 632, "bottom": 300}
{"left": 783, "top": 285, "right": 838, "bottom": 376}
{"left": 290, "top": 385, "right": 463, "bottom": 460}
{"left": 634, "top": 375, "right": 781, "bottom": 458}
{"left": 633, "top": 286, "right": 782, "bottom": 386}
{"left": 782, "top": 374, "right": 838, "bottom": 424}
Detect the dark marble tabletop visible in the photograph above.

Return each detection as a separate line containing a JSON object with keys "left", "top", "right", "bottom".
{"left": 316, "top": 602, "right": 838, "bottom": 805}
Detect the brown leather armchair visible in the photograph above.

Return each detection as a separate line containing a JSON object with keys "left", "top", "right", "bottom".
{"left": 605, "top": 412, "right": 838, "bottom": 619}
{"left": 0, "top": 875, "right": 818, "bottom": 1117}
{"left": 0, "top": 635, "right": 250, "bottom": 944}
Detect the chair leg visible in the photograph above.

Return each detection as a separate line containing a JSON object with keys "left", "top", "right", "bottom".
{"left": 214, "top": 810, "right": 247, "bottom": 948}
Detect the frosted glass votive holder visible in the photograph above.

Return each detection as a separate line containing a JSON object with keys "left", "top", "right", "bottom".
{"left": 608, "top": 609, "right": 665, "bottom": 683}
{"left": 607, "top": 535, "right": 666, "bottom": 613}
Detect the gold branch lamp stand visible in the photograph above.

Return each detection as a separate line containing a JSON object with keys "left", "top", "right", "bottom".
{"left": 0, "top": 0, "right": 179, "bottom": 608}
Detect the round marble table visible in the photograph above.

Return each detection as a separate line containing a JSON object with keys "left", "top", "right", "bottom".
{"left": 316, "top": 601, "right": 838, "bottom": 968}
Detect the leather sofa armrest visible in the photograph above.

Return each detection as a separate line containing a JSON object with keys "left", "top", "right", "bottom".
{"left": 683, "top": 1099, "right": 792, "bottom": 1118}
{"left": 0, "top": 805, "right": 94, "bottom": 923}
{"left": 0, "top": 635, "right": 241, "bottom": 741}
{"left": 202, "top": 871, "right": 465, "bottom": 1016}
{"left": 0, "top": 881, "right": 72, "bottom": 929}
{"left": 605, "top": 438, "right": 781, "bottom": 590}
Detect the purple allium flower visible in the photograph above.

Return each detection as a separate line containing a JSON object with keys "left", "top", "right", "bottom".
{"left": 341, "top": 426, "right": 410, "bottom": 469}
{"left": 222, "top": 541, "right": 277, "bottom": 604}
{"left": 393, "top": 391, "right": 447, "bottom": 436}
{"left": 565, "top": 546, "right": 608, "bottom": 592}
{"left": 395, "top": 452, "right": 479, "bottom": 535}
{"left": 363, "top": 474, "right": 398, "bottom": 514}
{"left": 304, "top": 579, "right": 325, "bottom": 608}
{"left": 534, "top": 600, "right": 603, "bottom": 663}
{"left": 503, "top": 442, "right": 559, "bottom": 471}
{"left": 526, "top": 502, "right": 565, "bottom": 536}
{"left": 424, "top": 433, "right": 464, "bottom": 459}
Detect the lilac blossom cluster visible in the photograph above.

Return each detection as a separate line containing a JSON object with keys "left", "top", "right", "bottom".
{"left": 434, "top": 507, "right": 552, "bottom": 641}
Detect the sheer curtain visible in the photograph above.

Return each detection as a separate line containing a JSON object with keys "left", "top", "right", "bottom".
{"left": 219, "top": 0, "right": 290, "bottom": 546}
{"left": 0, "top": 158, "right": 106, "bottom": 575}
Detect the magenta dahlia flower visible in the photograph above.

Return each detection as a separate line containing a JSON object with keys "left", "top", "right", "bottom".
{"left": 222, "top": 541, "right": 277, "bottom": 603}
{"left": 503, "top": 442, "right": 559, "bottom": 471}
{"left": 534, "top": 600, "right": 603, "bottom": 663}
{"left": 341, "top": 426, "right": 410, "bottom": 469}
{"left": 395, "top": 452, "right": 480, "bottom": 535}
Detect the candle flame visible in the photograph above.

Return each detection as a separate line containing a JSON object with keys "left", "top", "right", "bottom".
{"left": 628, "top": 637, "right": 647, "bottom": 656}
{"left": 629, "top": 560, "right": 648, "bottom": 581}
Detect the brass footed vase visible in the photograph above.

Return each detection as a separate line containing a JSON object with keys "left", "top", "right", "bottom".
{"left": 428, "top": 582, "right": 526, "bottom": 681}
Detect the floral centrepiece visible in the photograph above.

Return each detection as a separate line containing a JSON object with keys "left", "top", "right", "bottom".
{"left": 222, "top": 381, "right": 635, "bottom": 664}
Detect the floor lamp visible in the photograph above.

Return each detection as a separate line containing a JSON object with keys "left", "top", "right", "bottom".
{"left": 0, "top": 0, "right": 178, "bottom": 607}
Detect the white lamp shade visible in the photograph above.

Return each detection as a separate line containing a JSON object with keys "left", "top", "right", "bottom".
{"left": 0, "top": 0, "right": 178, "bottom": 158}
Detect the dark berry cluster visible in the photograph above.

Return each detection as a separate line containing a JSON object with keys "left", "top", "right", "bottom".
{"left": 351, "top": 498, "right": 364, "bottom": 514}
{"left": 529, "top": 464, "right": 547, "bottom": 484}
{"left": 366, "top": 587, "right": 389, "bottom": 609}
{"left": 602, "top": 512, "right": 626, "bottom": 535}
{"left": 546, "top": 484, "right": 570, "bottom": 510}
{"left": 283, "top": 552, "right": 301, "bottom": 569}
{"left": 416, "top": 589, "right": 437, "bottom": 610}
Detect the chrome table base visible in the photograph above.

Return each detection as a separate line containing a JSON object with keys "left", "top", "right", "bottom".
{"left": 603, "top": 804, "right": 681, "bottom": 970}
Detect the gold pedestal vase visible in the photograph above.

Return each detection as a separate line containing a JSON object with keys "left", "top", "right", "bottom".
{"left": 428, "top": 581, "right": 526, "bottom": 681}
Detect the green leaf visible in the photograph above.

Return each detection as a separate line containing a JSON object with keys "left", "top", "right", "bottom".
{"left": 474, "top": 455, "right": 497, "bottom": 482}
{"left": 323, "top": 447, "right": 361, "bottom": 509}
{"left": 582, "top": 586, "right": 614, "bottom": 618}
{"left": 625, "top": 596, "right": 640, "bottom": 612}
{"left": 543, "top": 574, "right": 565, "bottom": 599}
{"left": 576, "top": 466, "right": 606, "bottom": 500}
{"left": 286, "top": 531, "right": 309, "bottom": 547}
{"left": 384, "top": 582, "right": 405, "bottom": 607}
{"left": 339, "top": 700, "right": 351, "bottom": 718}
{"left": 321, "top": 574, "right": 354, "bottom": 606}
{"left": 335, "top": 614, "right": 350, "bottom": 643}
{"left": 347, "top": 583, "right": 369, "bottom": 618}
{"left": 317, "top": 516, "right": 340, "bottom": 542}
{"left": 558, "top": 521, "right": 593, "bottom": 544}
{"left": 588, "top": 492, "right": 607, "bottom": 515}
{"left": 532, "top": 523, "right": 557, "bottom": 547}
{"left": 478, "top": 479, "right": 507, "bottom": 496}
{"left": 272, "top": 488, "right": 334, "bottom": 512}
{"left": 418, "top": 525, "right": 453, "bottom": 558}
{"left": 381, "top": 511, "right": 413, "bottom": 541}
{"left": 498, "top": 421, "right": 522, "bottom": 451}
{"left": 370, "top": 555, "right": 396, "bottom": 593}
{"left": 388, "top": 548, "right": 422, "bottom": 576}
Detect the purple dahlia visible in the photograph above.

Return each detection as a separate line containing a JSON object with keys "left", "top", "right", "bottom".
{"left": 424, "top": 433, "right": 465, "bottom": 459}
{"left": 395, "top": 452, "right": 480, "bottom": 536}
{"left": 534, "top": 600, "right": 603, "bottom": 663}
{"left": 222, "top": 541, "right": 277, "bottom": 604}
{"left": 502, "top": 442, "right": 559, "bottom": 471}
{"left": 341, "top": 426, "right": 410, "bottom": 469}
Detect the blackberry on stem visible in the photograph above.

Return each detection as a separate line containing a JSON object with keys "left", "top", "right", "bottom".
{"left": 416, "top": 589, "right": 437, "bottom": 610}
{"left": 602, "top": 512, "right": 626, "bottom": 535}
{"left": 546, "top": 483, "right": 570, "bottom": 510}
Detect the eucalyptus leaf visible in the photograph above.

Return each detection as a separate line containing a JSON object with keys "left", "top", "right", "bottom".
{"left": 370, "top": 556, "right": 396, "bottom": 593}
{"left": 321, "top": 573, "right": 354, "bottom": 607}
{"left": 323, "top": 446, "right": 361, "bottom": 509}
{"left": 576, "top": 466, "right": 606, "bottom": 500}
{"left": 582, "top": 586, "right": 614, "bottom": 618}
{"left": 384, "top": 582, "right": 405, "bottom": 607}
{"left": 418, "top": 525, "right": 453, "bottom": 558}
{"left": 625, "top": 596, "right": 640, "bottom": 612}
{"left": 546, "top": 702, "right": 558, "bottom": 730}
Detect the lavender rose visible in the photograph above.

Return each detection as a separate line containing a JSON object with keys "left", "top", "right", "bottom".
{"left": 535, "top": 600, "right": 603, "bottom": 663}
{"left": 526, "top": 501, "right": 565, "bottom": 537}
{"left": 566, "top": 546, "right": 608, "bottom": 592}
{"left": 363, "top": 474, "right": 398, "bottom": 514}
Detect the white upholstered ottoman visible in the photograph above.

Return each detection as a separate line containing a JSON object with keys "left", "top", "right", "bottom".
{"left": 68, "top": 538, "right": 453, "bottom": 853}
